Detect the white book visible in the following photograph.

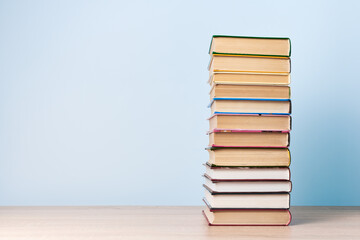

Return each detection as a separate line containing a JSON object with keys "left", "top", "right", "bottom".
{"left": 204, "top": 189, "right": 290, "bottom": 209}
{"left": 204, "top": 177, "right": 292, "bottom": 193}
{"left": 205, "top": 164, "right": 290, "bottom": 180}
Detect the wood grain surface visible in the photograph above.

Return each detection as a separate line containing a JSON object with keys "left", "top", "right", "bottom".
{"left": 0, "top": 206, "right": 359, "bottom": 240}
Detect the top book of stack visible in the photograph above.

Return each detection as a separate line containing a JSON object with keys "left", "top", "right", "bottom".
{"left": 208, "top": 36, "right": 291, "bottom": 86}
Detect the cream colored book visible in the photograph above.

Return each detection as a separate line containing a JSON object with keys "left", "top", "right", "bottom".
{"left": 208, "top": 72, "right": 291, "bottom": 86}
{"left": 209, "top": 114, "right": 291, "bottom": 131}
{"left": 210, "top": 84, "right": 290, "bottom": 99}
{"left": 209, "top": 35, "right": 291, "bottom": 57}
{"left": 210, "top": 99, "right": 291, "bottom": 115}
{"left": 207, "top": 148, "right": 291, "bottom": 167}
{"left": 209, "top": 54, "right": 290, "bottom": 74}
{"left": 208, "top": 131, "right": 289, "bottom": 148}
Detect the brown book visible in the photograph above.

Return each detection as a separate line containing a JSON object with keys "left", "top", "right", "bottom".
{"left": 209, "top": 114, "right": 291, "bottom": 131}
{"left": 210, "top": 99, "right": 291, "bottom": 115}
{"left": 209, "top": 131, "right": 289, "bottom": 148}
{"left": 209, "top": 54, "right": 290, "bottom": 74}
{"left": 207, "top": 148, "right": 291, "bottom": 167}
{"left": 203, "top": 207, "right": 291, "bottom": 226}
{"left": 209, "top": 72, "right": 290, "bottom": 86}
{"left": 210, "top": 84, "right": 290, "bottom": 99}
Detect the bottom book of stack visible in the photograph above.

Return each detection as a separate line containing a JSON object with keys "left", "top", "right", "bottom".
{"left": 203, "top": 164, "right": 291, "bottom": 226}
{"left": 203, "top": 207, "right": 291, "bottom": 226}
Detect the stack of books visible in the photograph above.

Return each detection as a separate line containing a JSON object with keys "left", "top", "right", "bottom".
{"left": 203, "top": 35, "right": 292, "bottom": 226}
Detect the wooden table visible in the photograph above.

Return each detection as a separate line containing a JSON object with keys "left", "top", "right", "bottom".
{"left": 0, "top": 206, "right": 359, "bottom": 239}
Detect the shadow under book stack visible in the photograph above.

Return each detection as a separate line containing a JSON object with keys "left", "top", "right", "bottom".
{"left": 203, "top": 35, "right": 292, "bottom": 226}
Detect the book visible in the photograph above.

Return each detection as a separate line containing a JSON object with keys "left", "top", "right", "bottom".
{"left": 209, "top": 72, "right": 290, "bottom": 86}
{"left": 207, "top": 147, "right": 291, "bottom": 167}
{"left": 204, "top": 35, "right": 293, "bottom": 226}
{"left": 204, "top": 189, "right": 290, "bottom": 209}
{"left": 209, "top": 130, "right": 289, "bottom": 148}
{"left": 210, "top": 84, "right": 290, "bottom": 99}
{"left": 209, "top": 54, "right": 290, "bottom": 74}
{"left": 203, "top": 177, "right": 292, "bottom": 193}
{"left": 209, "top": 35, "right": 291, "bottom": 57}
{"left": 209, "top": 114, "right": 291, "bottom": 131}
{"left": 203, "top": 207, "right": 291, "bottom": 226}
{"left": 205, "top": 164, "right": 290, "bottom": 180}
{"left": 210, "top": 98, "right": 291, "bottom": 115}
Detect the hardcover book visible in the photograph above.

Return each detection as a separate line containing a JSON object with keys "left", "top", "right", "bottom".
{"left": 205, "top": 163, "right": 291, "bottom": 180}
{"left": 203, "top": 176, "right": 292, "bottom": 193}
{"left": 209, "top": 72, "right": 291, "bottom": 86}
{"left": 209, "top": 130, "right": 290, "bottom": 148}
{"left": 210, "top": 98, "right": 291, "bottom": 115}
{"left": 209, "top": 54, "right": 291, "bottom": 74}
{"left": 203, "top": 207, "right": 291, "bottom": 226}
{"left": 209, "top": 35, "right": 291, "bottom": 57}
{"left": 207, "top": 147, "right": 291, "bottom": 167}
{"left": 209, "top": 114, "right": 291, "bottom": 131}
{"left": 204, "top": 188, "right": 290, "bottom": 209}
{"left": 210, "top": 84, "right": 290, "bottom": 99}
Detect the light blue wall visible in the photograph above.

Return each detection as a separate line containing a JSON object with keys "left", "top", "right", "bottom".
{"left": 0, "top": 0, "right": 359, "bottom": 206}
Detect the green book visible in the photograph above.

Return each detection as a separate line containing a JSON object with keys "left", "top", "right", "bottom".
{"left": 209, "top": 35, "right": 291, "bottom": 57}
